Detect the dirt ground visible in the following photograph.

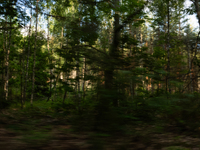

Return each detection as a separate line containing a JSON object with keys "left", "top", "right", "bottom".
{"left": 1, "top": 109, "right": 200, "bottom": 150}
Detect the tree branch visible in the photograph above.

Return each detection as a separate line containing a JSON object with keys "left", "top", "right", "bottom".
{"left": 116, "top": 1, "right": 148, "bottom": 32}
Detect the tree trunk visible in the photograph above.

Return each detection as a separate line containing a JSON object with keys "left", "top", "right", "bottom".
{"left": 31, "top": 0, "right": 39, "bottom": 106}
{"left": 166, "top": 0, "right": 171, "bottom": 93}
{"left": 63, "top": 72, "right": 68, "bottom": 104}
{"left": 24, "top": 3, "right": 32, "bottom": 103}
{"left": 76, "top": 51, "right": 80, "bottom": 109}
{"left": 129, "top": 24, "right": 134, "bottom": 99}
{"left": 193, "top": 0, "right": 200, "bottom": 26}
{"left": 21, "top": 16, "right": 27, "bottom": 108}
{"left": 192, "top": 0, "right": 200, "bottom": 92}
{"left": 47, "top": 3, "right": 52, "bottom": 102}
{"left": 20, "top": 55, "right": 24, "bottom": 108}
{"left": 151, "top": 31, "right": 154, "bottom": 93}
{"left": 52, "top": 27, "right": 64, "bottom": 101}
{"left": 53, "top": 72, "right": 60, "bottom": 101}
{"left": 3, "top": 17, "right": 7, "bottom": 100}
{"left": 63, "top": 90, "right": 67, "bottom": 104}
{"left": 4, "top": 17, "right": 11, "bottom": 101}
{"left": 82, "top": 57, "right": 86, "bottom": 99}
{"left": 2, "top": 20, "right": 6, "bottom": 99}
{"left": 104, "top": 0, "right": 120, "bottom": 107}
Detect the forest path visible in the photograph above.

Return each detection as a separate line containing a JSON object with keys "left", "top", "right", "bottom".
{"left": 1, "top": 109, "right": 200, "bottom": 150}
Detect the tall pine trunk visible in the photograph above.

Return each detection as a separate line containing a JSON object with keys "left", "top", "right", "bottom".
{"left": 82, "top": 57, "right": 86, "bottom": 99}
{"left": 4, "top": 17, "right": 11, "bottom": 101}
{"left": 76, "top": 51, "right": 80, "bottom": 109}
{"left": 104, "top": 0, "right": 120, "bottom": 107}
{"left": 52, "top": 27, "right": 64, "bottom": 101}
{"left": 31, "top": 0, "right": 39, "bottom": 105}
{"left": 21, "top": 14, "right": 27, "bottom": 108}
{"left": 24, "top": 3, "right": 32, "bottom": 103}
{"left": 2, "top": 20, "right": 6, "bottom": 99}
{"left": 166, "top": 0, "right": 171, "bottom": 93}
{"left": 47, "top": 3, "right": 52, "bottom": 102}
{"left": 192, "top": 0, "right": 200, "bottom": 92}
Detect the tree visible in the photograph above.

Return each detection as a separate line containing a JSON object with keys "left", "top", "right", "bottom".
{"left": 0, "top": 0, "right": 27, "bottom": 102}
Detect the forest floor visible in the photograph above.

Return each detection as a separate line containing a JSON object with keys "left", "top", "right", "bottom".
{"left": 1, "top": 107, "right": 200, "bottom": 150}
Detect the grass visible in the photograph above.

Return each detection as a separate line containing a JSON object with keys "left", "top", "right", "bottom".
{"left": 2, "top": 96, "right": 200, "bottom": 149}
{"left": 19, "top": 130, "right": 52, "bottom": 147}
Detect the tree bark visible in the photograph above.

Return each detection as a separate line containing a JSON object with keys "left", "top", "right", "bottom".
{"left": 104, "top": 0, "right": 120, "bottom": 107}
{"left": 24, "top": 2, "right": 32, "bottom": 103}
{"left": 21, "top": 15, "right": 27, "bottom": 108}
{"left": 20, "top": 55, "right": 24, "bottom": 108}
{"left": 76, "top": 51, "right": 80, "bottom": 107}
{"left": 2, "top": 20, "right": 6, "bottom": 99}
{"left": 31, "top": 0, "right": 39, "bottom": 106}
{"left": 82, "top": 57, "right": 86, "bottom": 99}
{"left": 166, "top": 0, "right": 171, "bottom": 93}
{"left": 52, "top": 27, "right": 64, "bottom": 101}
{"left": 4, "top": 17, "right": 11, "bottom": 101}
{"left": 63, "top": 72, "right": 68, "bottom": 104}
{"left": 192, "top": 0, "right": 200, "bottom": 92}
{"left": 47, "top": 2, "right": 52, "bottom": 102}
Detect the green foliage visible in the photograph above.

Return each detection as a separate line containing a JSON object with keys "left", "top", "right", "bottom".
{"left": 20, "top": 131, "right": 51, "bottom": 145}
{"left": 51, "top": 99, "right": 76, "bottom": 114}
{"left": 1, "top": 2, "right": 200, "bottom": 150}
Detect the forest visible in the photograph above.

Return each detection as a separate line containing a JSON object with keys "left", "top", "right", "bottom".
{"left": 1, "top": 0, "right": 200, "bottom": 149}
